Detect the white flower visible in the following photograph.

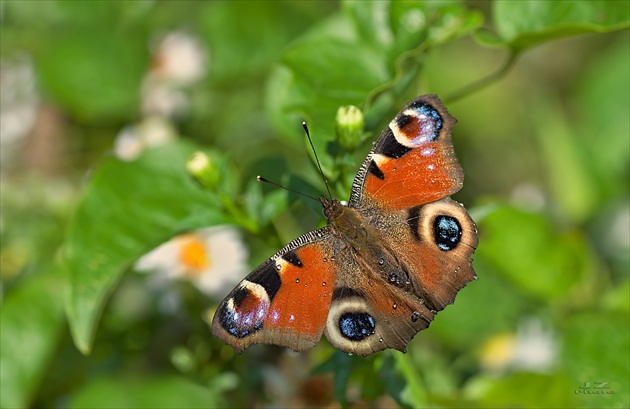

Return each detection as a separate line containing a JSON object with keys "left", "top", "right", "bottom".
{"left": 0, "top": 56, "right": 39, "bottom": 165}
{"left": 113, "top": 116, "right": 176, "bottom": 161}
{"left": 113, "top": 126, "right": 145, "bottom": 161}
{"left": 479, "top": 317, "right": 557, "bottom": 373}
{"left": 150, "top": 31, "right": 208, "bottom": 85}
{"left": 511, "top": 317, "right": 557, "bottom": 372}
{"left": 140, "top": 31, "right": 207, "bottom": 117}
{"left": 141, "top": 82, "right": 188, "bottom": 118}
{"left": 135, "top": 225, "right": 248, "bottom": 298}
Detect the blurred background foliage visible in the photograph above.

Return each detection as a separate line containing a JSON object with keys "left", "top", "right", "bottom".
{"left": 1, "top": 1, "right": 628, "bottom": 408}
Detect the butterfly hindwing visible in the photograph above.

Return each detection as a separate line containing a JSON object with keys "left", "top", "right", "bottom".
{"left": 362, "top": 197, "right": 477, "bottom": 314}
{"left": 324, "top": 276, "right": 435, "bottom": 355}
{"left": 399, "top": 197, "right": 478, "bottom": 311}
{"left": 321, "top": 198, "right": 476, "bottom": 356}
{"left": 212, "top": 228, "right": 336, "bottom": 353}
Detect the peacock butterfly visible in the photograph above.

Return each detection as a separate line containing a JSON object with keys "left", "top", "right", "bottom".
{"left": 212, "top": 95, "right": 478, "bottom": 355}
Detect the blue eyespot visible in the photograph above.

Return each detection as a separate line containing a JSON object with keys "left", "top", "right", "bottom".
{"left": 434, "top": 215, "right": 462, "bottom": 251}
{"left": 219, "top": 303, "right": 263, "bottom": 339}
{"left": 339, "top": 312, "right": 376, "bottom": 341}
{"left": 407, "top": 103, "right": 443, "bottom": 142}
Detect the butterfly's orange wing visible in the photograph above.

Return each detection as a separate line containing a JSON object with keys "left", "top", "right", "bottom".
{"left": 212, "top": 229, "right": 336, "bottom": 353}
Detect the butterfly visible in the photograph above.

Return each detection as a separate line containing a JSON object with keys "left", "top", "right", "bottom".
{"left": 212, "top": 95, "right": 478, "bottom": 355}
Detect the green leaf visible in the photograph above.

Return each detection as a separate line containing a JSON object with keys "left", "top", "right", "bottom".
{"left": 64, "top": 142, "right": 229, "bottom": 354}
{"left": 562, "top": 312, "right": 630, "bottom": 408}
{"left": 346, "top": 0, "right": 482, "bottom": 53}
{"left": 243, "top": 178, "right": 290, "bottom": 230}
{"left": 0, "top": 270, "right": 65, "bottom": 409}
{"left": 393, "top": 352, "right": 427, "bottom": 407}
{"left": 376, "top": 353, "right": 408, "bottom": 407}
{"left": 531, "top": 95, "right": 600, "bottom": 223}
{"left": 69, "top": 374, "right": 228, "bottom": 408}
{"left": 430, "top": 257, "right": 530, "bottom": 349}
{"left": 196, "top": 1, "right": 334, "bottom": 84}
{"left": 313, "top": 350, "right": 353, "bottom": 406}
{"left": 601, "top": 280, "right": 630, "bottom": 315}
{"left": 267, "top": 1, "right": 482, "bottom": 180}
{"left": 573, "top": 35, "right": 630, "bottom": 203}
{"left": 476, "top": 204, "right": 596, "bottom": 301}
{"left": 493, "top": 0, "right": 630, "bottom": 52}
{"left": 464, "top": 372, "right": 578, "bottom": 408}
{"left": 36, "top": 28, "right": 147, "bottom": 122}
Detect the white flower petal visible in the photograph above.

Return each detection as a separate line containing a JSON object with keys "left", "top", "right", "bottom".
{"left": 154, "top": 32, "right": 208, "bottom": 84}
{"left": 141, "top": 81, "right": 187, "bottom": 117}
{"left": 135, "top": 225, "right": 248, "bottom": 298}
{"left": 194, "top": 226, "right": 248, "bottom": 296}
{"left": 140, "top": 116, "right": 176, "bottom": 147}
{"left": 135, "top": 238, "right": 186, "bottom": 279}
{"left": 512, "top": 318, "right": 557, "bottom": 372}
{"left": 114, "top": 126, "right": 145, "bottom": 161}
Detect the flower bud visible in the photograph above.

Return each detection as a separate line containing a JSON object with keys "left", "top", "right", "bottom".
{"left": 187, "top": 151, "right": 219, "bottom": 190}
{"left": 335, "top": 105, "right": 365, "bottom": 151}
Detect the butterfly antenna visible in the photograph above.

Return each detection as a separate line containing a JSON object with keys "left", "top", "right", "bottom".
{"left": 257, "top": 176, "right": 320, "bottom": 203}
{"left": 302, "top": 122, "right": 333, "bottom": 200}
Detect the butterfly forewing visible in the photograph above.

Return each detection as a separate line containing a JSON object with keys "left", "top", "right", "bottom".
{"left": 212, "top": 228, "right": 336, "bottom": 353}
{"left": 349, "top": 94, "right": 463, "bottom": 210}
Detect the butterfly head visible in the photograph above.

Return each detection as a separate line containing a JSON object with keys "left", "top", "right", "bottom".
{"left": 320, "top": 196, "right": 342, "bottom": 220}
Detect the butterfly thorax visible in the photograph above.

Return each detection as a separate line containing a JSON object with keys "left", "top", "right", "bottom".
{"left": 320, "top": 196, "right": 368, "bottom": 241}
{"left": 320, "top": 192, "right": 423, "bottom": 312}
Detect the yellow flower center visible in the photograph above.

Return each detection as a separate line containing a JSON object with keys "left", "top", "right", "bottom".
{"left": 479, "top": 333, "right": 516, "bottom": 370}
{"left": 179, "top": 235, "right": 210, "bottom": 276}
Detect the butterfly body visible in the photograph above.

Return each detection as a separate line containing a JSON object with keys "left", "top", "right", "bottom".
{"left": 212, "top": 95, "right": 478, "bottom": 355}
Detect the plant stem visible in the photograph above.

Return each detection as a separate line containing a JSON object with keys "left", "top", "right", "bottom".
{"left": 445, "top": 50, "right": 520, "bottom": 104}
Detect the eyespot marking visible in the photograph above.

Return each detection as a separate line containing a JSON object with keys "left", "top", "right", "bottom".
{"left": 390, "top": 103, "right": 443, "bottom": 148}
{"left": 338, "top": 312, "right": 376, "bottom": 341}
{"left": 218, "top": 282, "right": 270, "bottom": 338}
{"left": 434, "top": 215, "right": 462, "bottom": 251}
{"left": 379, "top": 127, "right": 413, "bottom": 158}
{"left": 247, "top": 262, "right": 282, "bottom": 300}
{"left": 407, "top": 206, "right": 422, "bottom": 242}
